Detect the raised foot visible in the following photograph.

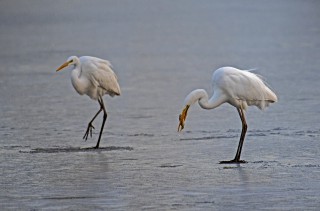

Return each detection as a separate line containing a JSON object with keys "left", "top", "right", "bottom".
{"left": 219, "top": 159, "right": 247, "bottom": 164}
{"left": 83, "top": 123, "right": 95, "bottom": 141}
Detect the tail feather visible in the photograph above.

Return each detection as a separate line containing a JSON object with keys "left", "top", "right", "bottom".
{"left": 245, "top": 71, "right": 278, "bottom": 110}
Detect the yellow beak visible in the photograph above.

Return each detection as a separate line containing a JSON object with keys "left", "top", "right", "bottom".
{"left": 177, "top": 105, "right": 190, "bottom": 132}
{"left": 56, "top": 61, "right": 69, "bottom": 72}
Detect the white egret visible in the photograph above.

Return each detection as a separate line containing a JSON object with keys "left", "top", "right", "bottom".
{"left": 178, "top": 66, "right": 277, "bottom": 163}
{"left": 56, "top": 56, "right": 121, "bottom": 148}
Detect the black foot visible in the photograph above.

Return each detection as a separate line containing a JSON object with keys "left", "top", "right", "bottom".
{"left": 219, "top": 159, "right": 247, "bottom": 164}
{"left": 87, "top": 146, "right": 99, "bottom": 149}
{"left": 83, "top": 123, "right": 95, "bottom": 141}
{"left": 80, "top": 145, "right": 99, "bottom": 150}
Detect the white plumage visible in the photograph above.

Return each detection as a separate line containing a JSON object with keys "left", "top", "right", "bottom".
{"left": 178, "top": 66, "right": 277, "bottom": 163}
{"left": 211, "top": 67, "right": 277, "bottom": 110}
{"left": 56, "top": 55, "right": 120, "bottom": 148}
{"left": 68, "top": 56, "right": 120, "bottom": 100}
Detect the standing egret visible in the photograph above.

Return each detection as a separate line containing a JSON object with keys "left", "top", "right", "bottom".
{"left": 56, "top": 56, "right": 121, "bottom": 148}
{"left": 178, "top": 67, "right": 277, "bottom": 163}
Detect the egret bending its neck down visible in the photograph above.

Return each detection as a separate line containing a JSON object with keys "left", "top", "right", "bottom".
{"left": 177, "top": 66, "right": 277, "bottom": 163}
{"left": 178, "top": 89, "right": 226, "bottom": 132}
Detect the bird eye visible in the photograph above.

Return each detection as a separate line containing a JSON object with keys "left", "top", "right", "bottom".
{"left": 70, "top": 60, "right": 73, "bottom": 63}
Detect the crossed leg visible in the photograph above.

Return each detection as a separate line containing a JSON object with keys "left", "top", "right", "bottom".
{"left": 83, "top": 97, "right": 108, "bottom": 149}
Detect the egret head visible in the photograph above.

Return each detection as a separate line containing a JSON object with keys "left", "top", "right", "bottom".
{"left": 56, "top": 56, "right": 78, "bottom": 72}
{"left": 177, "top": 105, "right": 190, "bottom": 132}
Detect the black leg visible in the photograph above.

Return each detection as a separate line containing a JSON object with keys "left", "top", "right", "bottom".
{"left": 83, "top": 107, "right": 102, "bottom": 141}
{"left": 234, "top": 108, "right": 247, "bottom": 161}
{"left": 95, "top": 97, "right": 107, "bottom": 149}
{"left": 219, "top": 108, "right": 247, "bottom": 164}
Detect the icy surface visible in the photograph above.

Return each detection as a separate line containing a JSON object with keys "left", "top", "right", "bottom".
{"left": 1, "top": 0, "right": 320, "bottom": 210}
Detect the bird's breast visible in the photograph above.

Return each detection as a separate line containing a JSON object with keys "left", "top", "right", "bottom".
{"left": 71, "top": 71, "right": 91, "bottom": 96}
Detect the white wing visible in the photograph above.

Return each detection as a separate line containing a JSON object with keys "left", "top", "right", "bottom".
{"left": 80, "top": 56, "right": 121, "bottom": 97}
{"left": 213, "top": 67, "right": 277, "bottom": 110}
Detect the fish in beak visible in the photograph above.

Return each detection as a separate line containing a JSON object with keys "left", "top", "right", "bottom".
{"left": 178, "top": 105, "right": 190, "bottom": 132}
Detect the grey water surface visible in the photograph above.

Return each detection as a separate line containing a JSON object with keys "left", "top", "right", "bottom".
{"left": 1, "top": 0, "right": 320, "bottom": 210}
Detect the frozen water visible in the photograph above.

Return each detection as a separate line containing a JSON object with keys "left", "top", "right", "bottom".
{"left": 1, "top": 0, "right": 320, "bottom": 210}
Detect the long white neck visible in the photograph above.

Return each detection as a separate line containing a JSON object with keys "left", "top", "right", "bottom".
{"left": 184, "top": 89, "right": 226, "bottom": 110}
{"left": 70, "top": 59, "right": 87, "bottom": 95}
